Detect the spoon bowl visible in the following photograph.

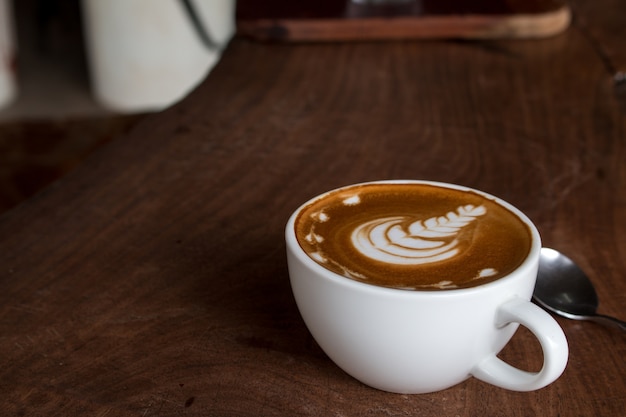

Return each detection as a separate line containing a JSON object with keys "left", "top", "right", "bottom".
{"left": 533, "top": 248, "right": 626, "bottom": 331}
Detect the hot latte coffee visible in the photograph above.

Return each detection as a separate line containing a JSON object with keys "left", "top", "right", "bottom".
{"left": 294, "top": 182, "right": 533, "bottom": 290}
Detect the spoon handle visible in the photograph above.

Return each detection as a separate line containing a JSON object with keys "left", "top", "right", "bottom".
{"left": 589, "top": 314, "right": 626, "bottom": 332}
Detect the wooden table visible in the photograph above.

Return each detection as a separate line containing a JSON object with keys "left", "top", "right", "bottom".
{"left": 1, "top": 1, "right": 624, "bottom": 415}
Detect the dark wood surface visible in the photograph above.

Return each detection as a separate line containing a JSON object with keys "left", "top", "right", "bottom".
{"left": 1, "top": 0, "right": 625, "bottom": 415}
{"left": 0, "top": 115, "right": 146, "bottom": 213}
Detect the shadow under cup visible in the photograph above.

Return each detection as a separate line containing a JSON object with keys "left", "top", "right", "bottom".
{"left": 285, "top": 180, "right": 568, "bottom": 394}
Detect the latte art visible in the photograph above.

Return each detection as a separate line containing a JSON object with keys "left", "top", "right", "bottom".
{"left": 352, "top": 205, "right": 486, "bottom": 266}
{"left": 294, "top": 183, "right": 532, "bottom": 290}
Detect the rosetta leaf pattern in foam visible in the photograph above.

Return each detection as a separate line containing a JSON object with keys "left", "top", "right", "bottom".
{"left": 408, "top": 205, "right": 487, "bottom": 239}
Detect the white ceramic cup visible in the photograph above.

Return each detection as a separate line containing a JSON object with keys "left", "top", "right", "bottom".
{"left": 285, "top": 180, "right": 568, "bottom": 394}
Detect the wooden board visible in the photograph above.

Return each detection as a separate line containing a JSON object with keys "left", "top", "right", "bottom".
{"left": 237, "top": 0, "right": 571, "bottom": 42}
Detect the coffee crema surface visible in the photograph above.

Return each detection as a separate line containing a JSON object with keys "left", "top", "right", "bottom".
{"left": 294, "top": 183, "right": 532, "bottom": 290}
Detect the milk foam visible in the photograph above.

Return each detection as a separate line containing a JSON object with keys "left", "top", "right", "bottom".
{"left": 294, "top": 183, "right": 532, "bottom": 290}
{"left": 351, "top": 205, "right": 487, "bottom": 266}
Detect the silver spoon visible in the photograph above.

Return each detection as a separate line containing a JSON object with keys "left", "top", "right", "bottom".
{"left": 533, "top": 247, "right": 626, "bottom": 331}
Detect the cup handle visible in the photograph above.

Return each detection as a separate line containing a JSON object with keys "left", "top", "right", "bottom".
{"left": 471, "top": 297, "right": 569, "bottom": 391}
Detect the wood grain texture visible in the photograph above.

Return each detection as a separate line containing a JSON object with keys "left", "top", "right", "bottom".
{"left": 0, "top": 1, "right": 625, "bottom": 416}
{"left": 568, "top": 0, "right": 626, "bottom": 75}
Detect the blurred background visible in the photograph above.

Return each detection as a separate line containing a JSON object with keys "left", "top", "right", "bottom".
{"left": 0, "top": 0, "right": 119, "bottom": 215}
{"left": 0, "top": 0, "right": 234, "bottom": 214}
{"left": 0, "top": 0, "right": 572, "bottom": 215}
